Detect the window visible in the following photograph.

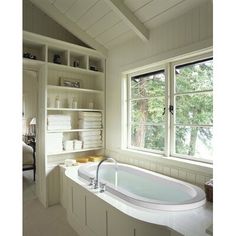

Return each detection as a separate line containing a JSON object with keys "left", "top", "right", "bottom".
{"left": 127, "top": 70, "right": 166, "bottom": 154}
{"left": 126, "top": 55, "right": 213, "bottom": 163}
{"left": 172, "top": 58, "right": 213, "bottom": 161}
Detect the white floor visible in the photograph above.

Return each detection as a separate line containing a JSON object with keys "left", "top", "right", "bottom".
{"left": 23, "top": 170, "right": 79, "bottom": 236}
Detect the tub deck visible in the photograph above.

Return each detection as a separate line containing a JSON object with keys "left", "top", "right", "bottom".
{"left": 64, "top": 165, "right": 213, "bottom": 236}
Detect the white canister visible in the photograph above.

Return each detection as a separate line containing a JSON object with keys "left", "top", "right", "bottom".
{"left": 88, "top": 101, "right": 94, "bottom": 109}
{"left": 55, "top": 96, "right": 60, "bottom": 108}
{"left": 72, "top": 97, "right": 77, "bottom": 109}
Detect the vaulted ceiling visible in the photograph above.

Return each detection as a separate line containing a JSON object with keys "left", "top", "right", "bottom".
{"left": 30, "top": 0, "right": 209, "bottom": 55}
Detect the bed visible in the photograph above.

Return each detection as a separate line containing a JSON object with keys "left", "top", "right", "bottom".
{"left": 22, "top": 141, "right": 36, "bottom": 181}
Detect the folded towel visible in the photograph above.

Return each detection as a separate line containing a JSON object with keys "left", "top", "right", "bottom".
{"left": 78, "top": 112, "right": 102, "bottom": 117}
{"left": 63, "top": 140, "right": 74, "bottom": 151}
{"left": 79, "top": 131, "right": 101, "bottom": 137}
{"left": 81, "top": 132, "right": 101, "bottom": 136}
{"left": 78, "top": 121, "right": 102, "bottom": 129}
{"left": 83, "top": 140, "right": 102, "bottom": 145}
{"left": 79, "top": 120, "right": 101, "bottom": 126}
{"left": 79, "top": 135, "right": 101, "bottom": 141}
{"left": 79, "top": 124, "right": 102, "bottom": 129}
{"left": 48, "top": 115, "right": 71, "bottom": 121}
{"left": 46, "top": 133, "right": 63, "bottom": 153}
{"left": 73, "top": 140, "right": 82, "bottom": 150}
{"left": 79, "top": 117, "right": 102, "bottom": 121}
{"left": 48, "top": 120, "right": 71, "bottom": 125}
{"left": 48, "top": 125, "right": 72, "bottom": 130}
{"left": 83, "top": 143, "right": 103, "bottom": 149}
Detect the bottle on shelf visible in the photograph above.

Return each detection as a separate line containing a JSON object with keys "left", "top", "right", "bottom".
{"left": 72, "top": 97, "right": 77, "bottom": 109}
{"left": 55, "top": 96, "right": 61, "bottom": 108}
{"left": 88, "top": 100, "right": 94, "bottom": 109}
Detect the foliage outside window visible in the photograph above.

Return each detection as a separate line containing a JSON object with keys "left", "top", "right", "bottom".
{"left": 173, "top": 59, "right": 213, "bottom": 161}
{"left": 127, "top": 56, "right": 213, "bottom": 163}
{"left": 128, "top": 70, "right": 166, "bottom": 153}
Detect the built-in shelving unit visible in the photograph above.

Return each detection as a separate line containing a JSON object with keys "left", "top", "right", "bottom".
{"left": 23, "top": 31, "right": 106, "bottom": 207}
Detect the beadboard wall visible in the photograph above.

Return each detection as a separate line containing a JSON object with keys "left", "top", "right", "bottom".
{"left": 23, "top": 0, "right": 89, "bottom": 47}
{"left": 105, "top": 0, "right": 213, "bottom": 185}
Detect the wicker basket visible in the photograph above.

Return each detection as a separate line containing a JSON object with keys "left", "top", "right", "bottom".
{"left": 204, "top": 179, "right": 213, "bottom": 202}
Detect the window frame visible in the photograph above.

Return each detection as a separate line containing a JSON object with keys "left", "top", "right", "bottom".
{"left": 127, "top": 65, "right": 168, "bottom": 155}
{"left": 125, "top": 52, "right": 213, "bottom": 164}
{"left": 170, "top": 55, "right": 213, "bottom": 163}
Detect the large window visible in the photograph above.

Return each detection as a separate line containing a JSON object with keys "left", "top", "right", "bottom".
{"left": 126, "top": 56, "right": 213, "bottom": 163}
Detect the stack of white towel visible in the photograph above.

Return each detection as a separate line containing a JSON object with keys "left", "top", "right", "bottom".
{"left": 78, "top": 111, "right": 103, "bottom": 149}
{"left": 47, "top": 133, "right": 63, "bottom": 153}
{"left": 78, "top": 112, "right": 102, "bottom": 129}
{"left": 79, "top": 131, "right": 102, "bottom": 149}
{"left": 47, "top": 115, "right": 71, "bottom": 130}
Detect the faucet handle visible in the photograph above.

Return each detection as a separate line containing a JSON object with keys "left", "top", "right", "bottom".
{"left": 88, "top": 177, "right": 95, "bottom": 186}
{"left": 99, "top": 182, "right": 106, "bottom": 193}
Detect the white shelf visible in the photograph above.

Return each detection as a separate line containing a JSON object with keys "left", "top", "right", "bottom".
{"left": 47, "top": 147, "right": 104, "bottom": 156}
{"left": 47, "top": 62, "right": 104, "bottom": 76}
{"left": 23, "top": 58, "right": 45, "bottom": 70}
{"left": 47, "top": 85, "right": 103, "bottom": 94}
{"left": 23, "top": 30, "right": 105, "bottom": 208}
{"left": 47, "top": 128, "right": 103, "bottom": 133}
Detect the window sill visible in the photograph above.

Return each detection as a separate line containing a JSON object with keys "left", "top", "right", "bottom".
{"left": 119, "top": 148, "right": 213, "bottom": 175}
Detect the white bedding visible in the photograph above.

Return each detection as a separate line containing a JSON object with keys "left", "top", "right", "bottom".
{"left": 22, "top": 141, "right": 34, "bottom": 165}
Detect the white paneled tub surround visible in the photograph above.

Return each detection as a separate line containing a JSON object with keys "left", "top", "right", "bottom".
{"left": 63, "top": 164, "right": 213, "bottom": 236}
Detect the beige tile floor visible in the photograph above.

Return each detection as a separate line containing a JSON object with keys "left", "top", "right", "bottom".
{"left": 23, "top": 170, "right": 79, "bottom": 236}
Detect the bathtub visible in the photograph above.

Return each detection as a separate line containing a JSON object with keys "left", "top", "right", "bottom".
{"left": 77, "top": 162, "right": 206, "bottom": 211}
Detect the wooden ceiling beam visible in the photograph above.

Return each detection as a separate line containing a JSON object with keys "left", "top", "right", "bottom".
{"left": 103, "top": 0, "right": 149, "bottom": 41}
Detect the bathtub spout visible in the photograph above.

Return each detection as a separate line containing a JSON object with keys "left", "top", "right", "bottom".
{"left": 94, "top": 157, "right": 118, "bottom": 189}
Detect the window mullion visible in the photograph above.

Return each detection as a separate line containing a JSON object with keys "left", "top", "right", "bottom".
{"left": 170, "top": 62, "right": 175, "bottom": 157}
{"left": 164, "top": 63, "right": 170, "bottom": 157}
{"left": 127, "top": 76, "right": 132, "bottom": 148}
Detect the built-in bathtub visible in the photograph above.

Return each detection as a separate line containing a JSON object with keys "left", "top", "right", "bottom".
{"left": 77, "top": 162, "right": 206, "bottom": 211}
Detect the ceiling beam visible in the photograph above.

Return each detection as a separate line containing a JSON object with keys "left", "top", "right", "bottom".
{"left": 103, "top": 0, "right": 149, "bottom": 41}
{"left": 30, "top": 0, "right": 108, "bottom": 56}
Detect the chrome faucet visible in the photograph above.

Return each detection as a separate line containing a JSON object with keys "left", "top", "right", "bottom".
{"left": 94, "top": 157, "right": 117, "bottom": 189}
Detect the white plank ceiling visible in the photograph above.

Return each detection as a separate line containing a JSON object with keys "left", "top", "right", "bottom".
{"left": 30, "top": 0, "right": 210, "bottom": 54}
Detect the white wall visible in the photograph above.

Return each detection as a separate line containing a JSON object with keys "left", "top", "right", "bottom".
{"left": 23, "top": 0, "right": 89, "bottom": 47}
{"left": 105, "top": 1, "right": 213, "bottom": 186}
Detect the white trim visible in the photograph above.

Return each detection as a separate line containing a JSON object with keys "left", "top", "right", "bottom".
{"left": 126, "top": 67, "right": 166, "bottom": 153}
{"left": 170, "top": 55, "right": 213, "bottom": 163}
{"left": 123, "top": 51, "right": 213, "bottom": 164}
